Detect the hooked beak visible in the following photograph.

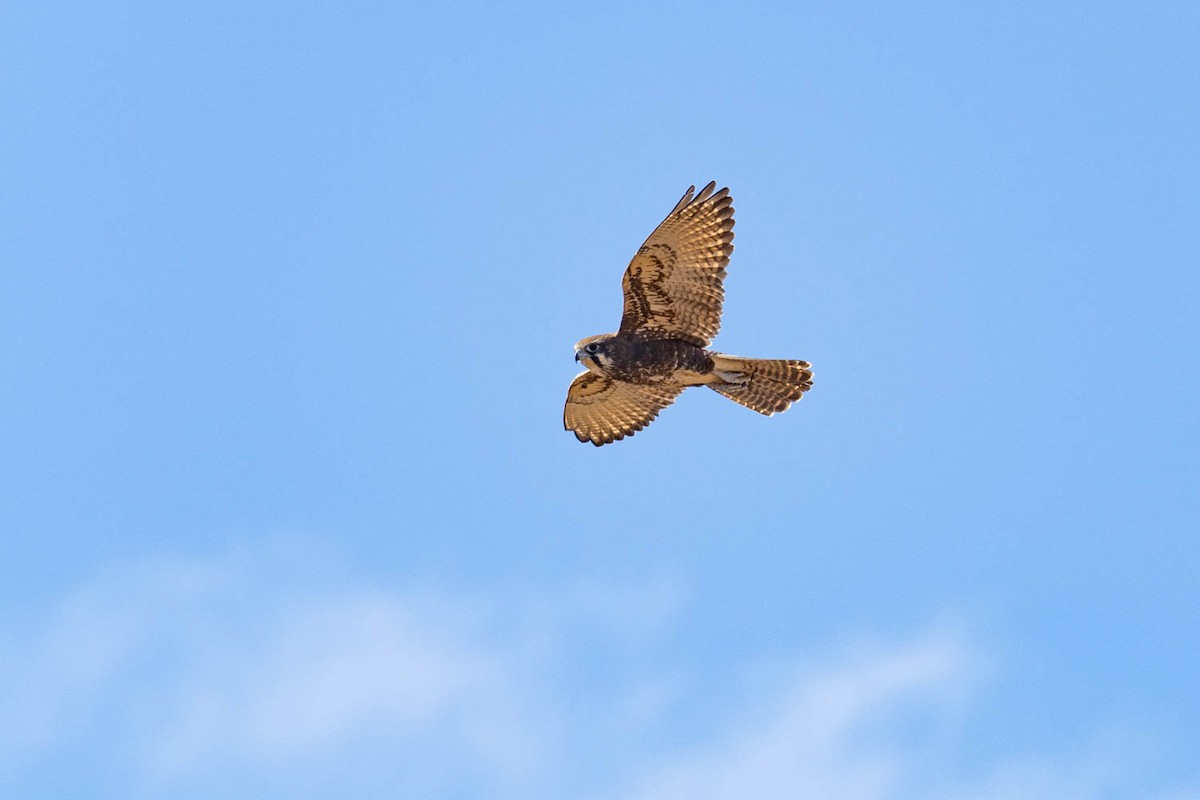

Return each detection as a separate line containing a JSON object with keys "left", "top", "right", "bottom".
{"left": 574, "top": 350, "right": 582, "bottom": 362}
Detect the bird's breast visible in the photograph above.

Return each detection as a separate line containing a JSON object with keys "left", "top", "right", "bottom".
{"left": 604, "top": 337, "right": 714, "bottom": 385}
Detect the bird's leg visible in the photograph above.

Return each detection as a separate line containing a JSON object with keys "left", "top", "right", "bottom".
{"left": 714, "top": 368, "right": 749, "bottom": 384}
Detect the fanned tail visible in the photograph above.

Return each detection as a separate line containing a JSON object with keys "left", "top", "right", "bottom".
{"left": 707, "top": 353, "right": 813, "bottom": 415}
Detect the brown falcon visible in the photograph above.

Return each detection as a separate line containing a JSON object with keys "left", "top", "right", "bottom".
{"left": 564, "top": 182, "right": 814, "bottom": 446}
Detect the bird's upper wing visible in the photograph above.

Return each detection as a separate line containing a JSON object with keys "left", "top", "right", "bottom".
{"left": 563, "top": 371, "right": 684, "bottom": 446}
{"left": 618, "top": 182, "right": 735, "bottom": 347}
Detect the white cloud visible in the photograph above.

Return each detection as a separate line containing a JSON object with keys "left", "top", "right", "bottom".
{"left": 604, "top": 631, "right": 975, "bottom": 800}
{"left": 0, "top": 551, "right": 568, "bottom": 797}
{"left": 0, "top": 557, "right": 220, "bottom": 755}
{"left": 0, "top": 544, "right": 1195, "bottom": 800}
{"left": 601, "top": 631, "right": 1197, "bottom": 800}
{"left": 151, "top": 591, "right": 539, "bottom": 772}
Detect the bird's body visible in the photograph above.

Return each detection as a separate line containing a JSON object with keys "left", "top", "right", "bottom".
{"left": 564, "top": 182, "right": 813, "bottom": 446}
{"left": 575, "top": 333, "right": 714, "bottom": 386}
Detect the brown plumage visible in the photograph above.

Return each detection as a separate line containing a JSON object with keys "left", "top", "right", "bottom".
{"left": 564, "top": 182, "right": 813, "bottom": 446}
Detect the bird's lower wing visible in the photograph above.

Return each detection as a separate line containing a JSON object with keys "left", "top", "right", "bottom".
{"left": 563, "top": 372, "right": 684, "bottom": 446}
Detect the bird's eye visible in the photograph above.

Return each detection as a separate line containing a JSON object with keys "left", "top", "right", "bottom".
{"left": 586, "top": 343, "right": 600, "bottom": 354}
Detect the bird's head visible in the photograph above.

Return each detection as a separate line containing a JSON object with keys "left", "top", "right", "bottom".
{"left": 574, "top": 334, "right": 616, "bottom": 375}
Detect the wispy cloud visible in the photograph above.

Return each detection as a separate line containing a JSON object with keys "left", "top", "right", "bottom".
{"left": 604, "top": 631, "right": 975, "bottom": 800}
{"left": 151, "top": 591, "right": 539, "bottom": 771}
{"left": 0, "top": 543, "right": 1194, "bottom": 800}
{"left": 605, "top": 633, "right": 1196, "bottom": 800}
{"left": 0, "top": 547, "right": 573, "bottom": 797}
{"left": 0, "top": 557, "right": 220, "bottom": 756}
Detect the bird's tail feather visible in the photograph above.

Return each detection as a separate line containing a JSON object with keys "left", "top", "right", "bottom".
{"left": 707, "top": 354, "right": 813, "bottom": 415}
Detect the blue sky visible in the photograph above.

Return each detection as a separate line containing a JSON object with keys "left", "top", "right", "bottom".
{"left": 2, "top": 2, "right": 1198, "bottom": 798}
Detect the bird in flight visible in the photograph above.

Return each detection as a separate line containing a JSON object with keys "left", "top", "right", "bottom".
{"left": 564, "top": 182, "right": 813, "bottom": 446}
